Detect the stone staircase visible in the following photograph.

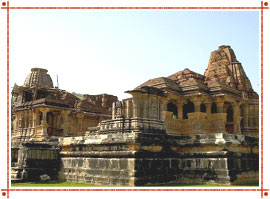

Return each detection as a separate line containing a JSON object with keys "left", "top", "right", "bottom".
{"left": 11, "top": 163, "right": 24, "bottom": 183}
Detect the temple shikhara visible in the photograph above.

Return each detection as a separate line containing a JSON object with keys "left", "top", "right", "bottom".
{"left": 11, "top": 45, "right": 259, "bottom": 186}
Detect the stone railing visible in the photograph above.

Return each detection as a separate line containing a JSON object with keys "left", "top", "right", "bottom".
{"left": 165, "top": 112, "right": 227, "bottom": 135}
{"left": 91, "top": 117, "right": 166, "bottom": 134}
{"left": 12, "top": 127, "right": 35, "bottom": 141}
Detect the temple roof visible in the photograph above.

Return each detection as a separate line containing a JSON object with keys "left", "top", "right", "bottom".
{"left": 24, "top": 68, "right": 54, "bottom": 88}
{"left": 136, "top": 77, "right": 179, "bottom": 91}
{"left": 167, "top": 68, "right": 206, "bottom": 88}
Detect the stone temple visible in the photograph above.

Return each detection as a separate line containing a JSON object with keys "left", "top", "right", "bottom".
{"left": 11, "top": 45, "right": 259, "bottom": 186}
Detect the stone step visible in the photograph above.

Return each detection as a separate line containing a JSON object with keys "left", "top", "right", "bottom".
{"left": 11, "top": 167, "right": 23, "bottom": 182}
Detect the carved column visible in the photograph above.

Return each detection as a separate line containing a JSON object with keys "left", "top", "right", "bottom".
{"left": 161, "top": 98, "right": 169, "bottom": 121}
{"left": 32, "top": 110, "right": 37, "bottom": 127}
{"left": 132, "top": 97, "right": 139, "bottom": 118}
{"left": 143, "top": 96, "right": 149, "bottom": 119}
{"left": 18, "top": 112, "right": 23, "bottom": 128}
{"left": 216, "top": 99, "right": 224, "bottom": 113}
{"left": 24, "top": 111, "right": 28, "bottom": 128}
{"left": 192, "top": 98, "right": 201, "bottom": 112}
{"left": 61, "top": 110, "right": 71, "bottom": 136}
{"left": 32, "top": 110, "right": 39, "bottom": 138}
{"left": 161, "top": 99, "right": 168, "bottom": 112}
{"left": 126, "top": 99, "right": 132, "bottom": 118}
{"left": 112, "top": 102, "right": 116, "bottom": 119}
{"left": 205, "top": 102, "right": 212, "bottom": 116}
{"left": 35, "top": 108, "right": 49, "bottom": 139}
{"left": 158, "top": 98, "right": 162, "bottom": 120}
{"left": 28, "top": 110, "right": 32, "bottom": 127}
{"left": 40, "top": 109, "right": 48, "bottom": 126}
{"left": 177, "top": 102, "right": 184, "bottom": 120}
{"left": 13, "top": 113, "right": 18, "bottom": 130}
{"left": 177, "top": 103, "right": 183, "bottom": 120}
{"left": 76, "top": 113, "right": 84, "bottom": 136}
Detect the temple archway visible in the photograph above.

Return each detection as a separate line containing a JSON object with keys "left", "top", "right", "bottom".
{"left": 200, "top": 103, "right": 206, "bottom": 113}
{"left": 167, "top": 102, "right": 178, "bottom": 119}
{"left": 183, "top": 101, "right": 194, "bottom": 119}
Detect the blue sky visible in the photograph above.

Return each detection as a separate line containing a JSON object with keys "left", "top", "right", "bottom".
{"left": 10, "top": 10, "right": 259, "bottom": 99}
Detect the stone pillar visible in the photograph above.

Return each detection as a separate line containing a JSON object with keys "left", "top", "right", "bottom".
{"left": 177, "top": 103, "right": 183, "bottom": 120}
{"left": 18, "top": 112, "right": 23, "bottom": 128}
{"left": 177, "top": 102, "right": 184, "bottom": 120}
{"left": 32, "top": 110, "right": 39, "bottom": 137}
{"left": 61, "top": 110, "right": 71, "bottom": 136}
{"left": 132, "top": 97, "right": 139, "bottom": 118}
{"left": 217, "top": 102, "right": 224, "bottom": 113}
{"left": 158, "top": 98, "right": 162, "bottom": 120}
{"left": 34, "top": 108, "right": 49, "bottom": 139}
{"left": 161, "top": 99, "right": 169, "bottom": 121}
{"left": 24, "top": 111, "right": 28, "bottom": 128}
{"left": 143, "top": 97, "right": 149, "bottom": 119}
{"left": 161, "top": 99, "right": 168, "bottom": 112}
{"left": 28, "top": 110, "right": 32, "bottom": 127}
{"left": 40, "top": 109, "right": 48, "bottom": 126}
{"left": 32, "top": 110, "right": 37, "bottom": 127}
{"left": 233, "top": 102, "right": 240, "bottom": 134}
{"left": 216, "top": 101, "right": 224, "bottom": 113}
{"left": 243, "top": 104, "right": 249, "bottom": 128}
{"left": 76, "top": 113, "right": 84, "bottom": 136}
{"left": 206, "top": 103, "right": 212, "bottom": 116}
{"left": 112, "top": 102, "right": 116, "bottom": 119}
{"left": 13, "top": 113, "right": 18, "bottom": 130}
{"left": 194, "top": 101, "right": 201, "bottom": 112}
{"left": 126, "top": 99, "right": 132, "bottom": 118}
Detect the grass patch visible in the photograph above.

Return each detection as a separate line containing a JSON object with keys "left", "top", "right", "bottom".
{"left": 11, "top": 181, "right": 110, "bottom": 187}
{"left": 146, "top": 183, "right": 259, "bottom": 187}
{"left": 12, "top": 181, "right": 259, "bottom": 187}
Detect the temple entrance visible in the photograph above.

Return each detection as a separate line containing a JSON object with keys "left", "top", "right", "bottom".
{"left": 183, "top": 101, "right": 194, "bottom": 119}
{"left": 167, "top": 102, "right": 178, "bottom": 119}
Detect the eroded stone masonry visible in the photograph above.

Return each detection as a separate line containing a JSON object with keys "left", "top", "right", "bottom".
{"left": 11, "top": 45, "right": 259, "bottom": 186}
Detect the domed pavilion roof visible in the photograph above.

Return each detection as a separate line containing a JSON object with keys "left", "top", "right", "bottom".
{"left": 23, "top": 68, "right": 53, "bottom": 88}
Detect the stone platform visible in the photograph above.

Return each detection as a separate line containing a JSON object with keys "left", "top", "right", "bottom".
{"left": 56, "top": 118, "right": 258, "bottom": 186}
